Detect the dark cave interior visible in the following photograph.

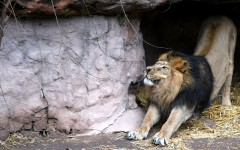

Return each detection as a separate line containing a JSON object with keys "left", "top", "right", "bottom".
{"left": 140, "top": 1, "right": 240, "bottom": 78}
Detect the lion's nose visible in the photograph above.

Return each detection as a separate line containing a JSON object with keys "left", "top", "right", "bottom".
{"left": 146, "top": 67, "right": 151, "bottom": 73}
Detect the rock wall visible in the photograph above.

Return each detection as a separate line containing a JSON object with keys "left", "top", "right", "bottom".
{"left": 12, "top": 0, "right": 167, "bottom": 17}
{"left": 0, "top": 15, "right": 145, "bottom": 135}
{"left": 5, "top": 0, "right": 239, "bottom": 18}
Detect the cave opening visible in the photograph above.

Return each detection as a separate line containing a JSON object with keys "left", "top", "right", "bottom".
{"left": 140, "top": 1, "right": 240, "bottom": 79}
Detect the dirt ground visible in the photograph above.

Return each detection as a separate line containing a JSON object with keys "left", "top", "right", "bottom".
{"left": 0, "top": 123, "right": 239, "bottom": 150}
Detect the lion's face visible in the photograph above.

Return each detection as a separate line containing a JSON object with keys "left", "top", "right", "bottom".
{"left": 143, "top": 61, "right": 171, "bottom": 86}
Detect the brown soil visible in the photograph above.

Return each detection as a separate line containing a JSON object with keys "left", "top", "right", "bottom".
{"left": 0, "top": 129, "right": 239, "bottom": 150}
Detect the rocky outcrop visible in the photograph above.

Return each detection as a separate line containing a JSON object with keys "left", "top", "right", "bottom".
{"left": 0, "top": 15, "right": 145, "bottom": 135}
{"left": 11, "top": 0, "right": 167, "bottom": 17}
{"left": 9, "top": 0, "right": 240, "bottom": 18}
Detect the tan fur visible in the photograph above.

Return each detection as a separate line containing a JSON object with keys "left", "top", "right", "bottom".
{"left": 196, "top": 23, "right": 221, "bottom": 56}
{"left": 134, "top": 104, "right": 160, "bottom": 139}
{"left": 149, "top": 68, "right": 183, "bottom": 111}
{"left": 158, "top": 51, "right": 194, "bottom": 88}
{"left": 145, "top": 61, "right": 183, "bottom": 111}
{"left": 153, "top": 106, "right": 194, "bottom": 140}
{"left": 194, "top": 16, "right": 237, "bottom": 105}
{"left": 158, "top": 51, "right": 190, "bottom": 74}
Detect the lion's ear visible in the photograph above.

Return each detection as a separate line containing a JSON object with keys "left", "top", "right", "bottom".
{"left": 158, "top": 51, "right": 173, "bottom": 61}
{"left": 172, "top": 59, "right": 189, "bottom": 73}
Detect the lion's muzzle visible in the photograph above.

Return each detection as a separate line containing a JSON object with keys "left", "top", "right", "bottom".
{"left": 144, "top": 78, "right": 159, "bottom": 86}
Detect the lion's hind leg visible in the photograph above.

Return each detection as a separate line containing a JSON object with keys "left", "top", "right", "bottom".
{"left": 152, "top": 106, "right": 194, "bottom": 146}
{"left": 221, "top": 59, "right": 234, "bottom": 106}
{"left": 127, "top": 104, "right": 160, "bottom": 140}
{"left": 221, "top": 27, "right": 236, "bottom": 106}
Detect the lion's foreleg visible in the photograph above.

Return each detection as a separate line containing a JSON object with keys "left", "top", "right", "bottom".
{"left": 127, "top": 104, "right": 160, "bottom": 140}
{"left": 152, "top": 106, "right": 194, "bottom": 146}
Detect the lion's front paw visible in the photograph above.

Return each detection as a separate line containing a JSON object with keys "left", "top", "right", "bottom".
{"left": 126, "top": 130, "right": 147, "bottom": 140}
{"left": 152, "top": 134, "right": 169, "bottom": 146}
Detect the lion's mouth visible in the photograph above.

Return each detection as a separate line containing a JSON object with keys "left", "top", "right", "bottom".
{"left": 150, "top": 79, "right": 159, "bottom": 84}
{"left": 144, "top": 78, "right": 160, "bottom": 85}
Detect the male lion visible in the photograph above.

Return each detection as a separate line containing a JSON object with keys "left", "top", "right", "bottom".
{"left": 127, "top": 16, "right": 237, "bottom": 146}
{"left": 127, "top": 51, "right": 214, "bottom": 145}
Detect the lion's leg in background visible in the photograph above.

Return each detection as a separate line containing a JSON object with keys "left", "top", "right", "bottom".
{"left": 221, "top": 29, "right": 236, "bottom": 106}
{"left": 194, "top": 16, "right": 237, "bottom": 105}
{"left": 221, "top": 59, "right": 234, "bottom": 106}
{"left": 152, "top": 106, "right": 194, "bottom": 146}
{"left": 127, "top": 104, "right": 160, "bottom": 140}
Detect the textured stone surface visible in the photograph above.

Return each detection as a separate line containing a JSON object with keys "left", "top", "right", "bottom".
{"left": 11, "top": 0, "right": 167, "bottom": 17}
{"left": 0, "top": 130, "right": 9, "bottom": 141}
{"left": 3, "top": 0, "right": 240, "bottom": 19}
{"left": 0, "top": 15, "right": 145, "bottom": 134}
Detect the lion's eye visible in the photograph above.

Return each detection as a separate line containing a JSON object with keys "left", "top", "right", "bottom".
{"left": 162, "top": 66, "right": 167, "bottom": 69}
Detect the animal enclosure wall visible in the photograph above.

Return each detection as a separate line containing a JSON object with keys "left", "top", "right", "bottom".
{"left": 0, "top": 16, "right": 146, "bottom": 135}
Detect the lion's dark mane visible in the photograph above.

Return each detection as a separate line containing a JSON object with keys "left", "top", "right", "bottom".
{"left": 167, "top": 51, "right": 213, "bottom": 116}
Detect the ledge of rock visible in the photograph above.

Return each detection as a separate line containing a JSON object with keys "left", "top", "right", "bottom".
{"left": 8, "top": 0, "right": 167, "bottom": 17}
{"left": 2, "top": 0, "right": 239, "bottom": 17}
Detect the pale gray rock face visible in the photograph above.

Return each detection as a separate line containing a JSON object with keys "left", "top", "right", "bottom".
{"left": 0, "top": 16, "right": 145, "bottom": 135}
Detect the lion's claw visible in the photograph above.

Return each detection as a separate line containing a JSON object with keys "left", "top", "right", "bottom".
{"left": 127, "top": 131, "right": 137, "bottom": 140}
{"left": 126, "top": 131, "right": 147, "bottom": 140}
{"left": 152, "top": 135, "right": 169, "bottom": 146}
